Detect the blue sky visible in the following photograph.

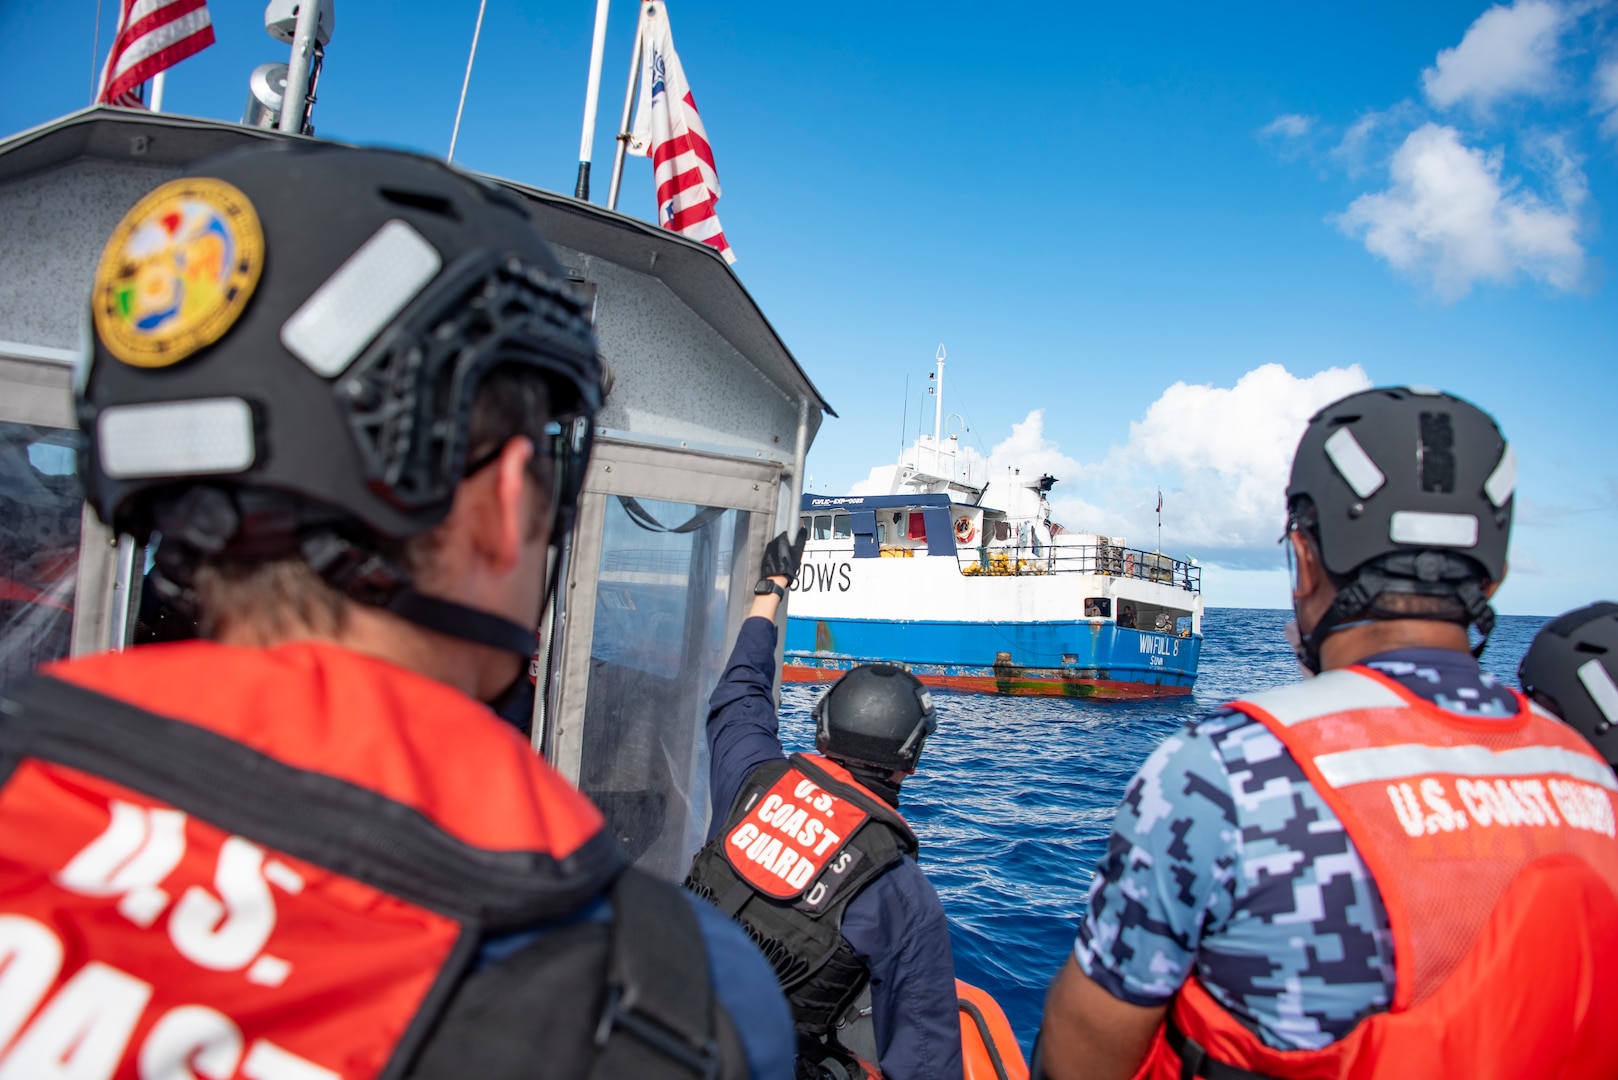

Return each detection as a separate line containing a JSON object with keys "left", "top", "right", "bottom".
{"left": 6, "top": 1, "right": 1616, "bottom": 613}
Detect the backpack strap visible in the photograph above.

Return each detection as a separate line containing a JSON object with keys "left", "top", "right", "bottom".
{"left": 590, "top": 869, "right": 744, "bottom": 1080}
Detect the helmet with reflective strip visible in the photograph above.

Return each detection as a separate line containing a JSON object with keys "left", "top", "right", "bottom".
{"left": 1288, "top": 387, "right": 1514, "bottom": 582}
{"left": 813, "top": 664, "right": 937, "bottom": 773}
{"left": 1520, "top": 603, "right": 1618, "bottom": 770}
{"left": 1286, "top": 387, "right": 1515, "bottom": 667}
{"left": 79, "top": 141, "right": 602, "bottom": 553}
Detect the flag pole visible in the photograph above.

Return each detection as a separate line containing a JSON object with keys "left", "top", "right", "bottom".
{"left": 605, "top": 8, "right": 645, "bottom": 211}
{"left": 447, "top": 0, "right": 489, "bottom": 163}
{"left": 149, "top": 71, "right": 166, "bottom": 112}
{"left": 574, "top": 0, "right": 612, "bottom": 200}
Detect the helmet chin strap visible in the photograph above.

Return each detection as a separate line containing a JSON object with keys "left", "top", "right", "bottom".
{"left": 1296, "top": 568, "right": 1496, "bottom": 675}
{"left": 302, "top": 530, "right": 541, "bottom": 701}
{"left": 385, "top": 590, "right": 537, "bottom": 657}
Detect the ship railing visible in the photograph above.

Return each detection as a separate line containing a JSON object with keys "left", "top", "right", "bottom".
{"left": 798, "top": 542, "right": 1201, "bottom": 592}
{"left": 959, "top": 543, "right": 1201, "bottom": 592}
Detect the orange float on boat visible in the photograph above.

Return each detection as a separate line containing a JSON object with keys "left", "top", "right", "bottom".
{"left": 958, "top": 979, "right": 1029, "bottom": 1080}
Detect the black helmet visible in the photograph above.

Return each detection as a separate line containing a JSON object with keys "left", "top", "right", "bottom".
{"left": 78, "top": 143, "right": 601, "bottom": 653}
{"left": 1286, "top": 387, "right": 1515, "bottom": 669}
{"left": 1519, "top": 603, "right": 1618, "bottom": 769}
{"left": 813, "top": 664, "right": 937, "bottom": 773}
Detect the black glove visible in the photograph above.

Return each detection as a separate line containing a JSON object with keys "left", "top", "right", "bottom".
{"left": 761, "top": 528, "right": 808, "bottom": 581}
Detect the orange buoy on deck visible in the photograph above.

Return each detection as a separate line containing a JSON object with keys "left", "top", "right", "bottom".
{"left": 958, "top": 979, "right": 1029, "bottom": 1080}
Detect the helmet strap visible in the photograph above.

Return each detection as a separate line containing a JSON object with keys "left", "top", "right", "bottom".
{"left": 301, "top": 530, "right": 537, "bottom": 659}
{"left": 385, "top": 589, "right": 537, "bottom": 657}
{"left": 1300, "top": 564, "right": 1497, "bottom": 672}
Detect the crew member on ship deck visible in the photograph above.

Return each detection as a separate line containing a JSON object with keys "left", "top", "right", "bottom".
{"left": 1037, "top": 387, "right": 1618, "bottom": 1079}
{"left": 687, "top": 530, "right": 964, "bottom": 1080}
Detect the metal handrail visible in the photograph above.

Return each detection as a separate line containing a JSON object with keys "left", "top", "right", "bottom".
{"left": 798, "top": 541, "right": 1201, "bottom": 592}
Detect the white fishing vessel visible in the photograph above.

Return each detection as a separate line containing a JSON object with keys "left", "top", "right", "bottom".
{"left": 785, "top": 351, "right": 1204, "bottom": 698}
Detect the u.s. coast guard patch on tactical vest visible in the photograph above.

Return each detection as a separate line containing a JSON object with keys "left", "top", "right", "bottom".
{"left": 92, "top": 177, "right": 264, "bottom": 369}
{"left": 723, "top": 768, "right": 868, "bottom": 899}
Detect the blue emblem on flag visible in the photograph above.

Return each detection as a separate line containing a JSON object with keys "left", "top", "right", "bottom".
{"left": 650, "top": 49, "right": 667, "bottom": 100}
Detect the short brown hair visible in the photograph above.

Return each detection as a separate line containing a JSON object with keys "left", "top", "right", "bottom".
{"left": 193, "top": 366, "right": 554, "bottom": 640}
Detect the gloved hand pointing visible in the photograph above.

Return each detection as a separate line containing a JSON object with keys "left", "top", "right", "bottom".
{"left": 761, "top": 528, "right": 808, "bottom": 583}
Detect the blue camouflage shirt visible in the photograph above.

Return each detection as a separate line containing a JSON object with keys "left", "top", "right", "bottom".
{"left": 1073, "top": 648, "right": 1519, "bottom": 1050}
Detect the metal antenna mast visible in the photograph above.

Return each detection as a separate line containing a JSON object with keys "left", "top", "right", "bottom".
{"left": 447, "top": 0, "right": 489, "bottom": 162}
{"left": 574, "top": 0, "right": 612, "bottom": 200}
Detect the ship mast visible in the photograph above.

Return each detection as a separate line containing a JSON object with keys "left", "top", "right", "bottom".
{"left": 933, "top": 343, "right": 945, "bottom": 445}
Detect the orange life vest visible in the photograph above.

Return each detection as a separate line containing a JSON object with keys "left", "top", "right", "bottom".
{"left": 0, "top": 640, "right": 623, "bottom": 1079}
{"left": 1137, "top": 665, "right": 1618, "bottom": 1080}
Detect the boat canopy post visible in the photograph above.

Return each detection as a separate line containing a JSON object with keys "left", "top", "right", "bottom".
{"left": 606, "top": 7, "right": 644, "bottom": 211}
{"left": 574, "top": 0, "right": 612, "bottom": 200}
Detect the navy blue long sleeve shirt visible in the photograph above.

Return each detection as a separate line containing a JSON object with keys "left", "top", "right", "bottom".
{"left": 705, "top": 616, "right": 964, "bottom": 1080}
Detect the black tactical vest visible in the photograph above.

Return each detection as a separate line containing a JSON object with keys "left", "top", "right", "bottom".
{"left": 686, "top": 753, "right": 918, "bottom": 1036}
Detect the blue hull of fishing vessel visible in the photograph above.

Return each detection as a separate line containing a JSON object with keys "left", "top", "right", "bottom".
{"left": 784, "top": 615, "right": 1200, "bottom": 697}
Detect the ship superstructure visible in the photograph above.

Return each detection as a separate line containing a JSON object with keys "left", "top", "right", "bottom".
{"left": 785, "top": 353, "right": 1202, "bottom": 697}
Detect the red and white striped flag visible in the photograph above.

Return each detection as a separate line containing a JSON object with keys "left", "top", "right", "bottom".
{"left": 626, "top": 2, "right": 735, "bottom": 264}
{"left": 97, "top": 0, "right": 216, "bottom": 108}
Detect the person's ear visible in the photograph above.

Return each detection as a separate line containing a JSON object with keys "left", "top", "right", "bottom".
{"left": 1290, "top": 530, "right": 1325, "bottom": 601}
{"left": 484, "top": 436, "right": 536, "bottom": 573}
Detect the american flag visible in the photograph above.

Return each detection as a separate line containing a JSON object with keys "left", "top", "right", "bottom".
{"left": 626, "top": 3, "right": 734, "bottom": 264}
{"left": 98, "top": 0, "right": 216, "bottom": 108}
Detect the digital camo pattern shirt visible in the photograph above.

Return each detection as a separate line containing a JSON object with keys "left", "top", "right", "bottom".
{"left": 1072, "top": 648, "right": 1518, "bottom": 1051}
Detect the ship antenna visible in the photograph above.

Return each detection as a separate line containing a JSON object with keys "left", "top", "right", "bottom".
{"left": 934, "top": 343, "right": 945, "bottom": 445}
{"left": 899, "top": 374, "right": 910, "bottom": 455}
{"left": 447, "top": 0, "right": 489, "bottom": 161}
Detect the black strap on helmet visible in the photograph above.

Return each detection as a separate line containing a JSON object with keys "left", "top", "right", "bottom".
{"left": 1296, "top": 548, "right": 1497, "bottom": 674}
{"left": 301, "top": 530, "right": 537, "bottom": 659}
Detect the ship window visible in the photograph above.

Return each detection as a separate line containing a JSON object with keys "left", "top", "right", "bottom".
{"left": 832, "top": 513, "right": 852, "bottom": 540}
{"left": 800, "top": 515, "right": 810, "bottom": 534}
{"left": 0, "top": 422, "right": 82, "bottom": 698}
{"left": 813, "top": 514, "right": 833, "bottom": 540}
{"left": 1084, "top": 597, "right": 1111, "bottom": 618}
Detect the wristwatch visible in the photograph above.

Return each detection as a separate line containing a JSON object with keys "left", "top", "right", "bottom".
{"left": 754, "top": 579, "right": 786, "bottom": 600}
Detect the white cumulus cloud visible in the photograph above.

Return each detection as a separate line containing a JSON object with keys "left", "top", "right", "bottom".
{"left": 985, "top": 410, "right": 1084, "bottom": 483}
{"left": 1597, "top": 49, "right": 1618, "bottom": 141}
{"left": 1422, "top": 0, "right": 1567, "bottom": 112}
{"left": 928, "top": 366, "right": 1373, "bottom": 568}
{"left": 1094, "top": 364, "right": 1373, "bottom": 559}
{"left": 1333, "top": 122, "right": 1586, "bottom": 299}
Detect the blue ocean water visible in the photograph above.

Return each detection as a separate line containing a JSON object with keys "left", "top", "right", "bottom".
{"left": 777, "top": 607, "right": 1551, "bottom": 1054}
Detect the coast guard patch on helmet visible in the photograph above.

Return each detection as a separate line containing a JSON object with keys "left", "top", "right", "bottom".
{"left": 92, "top": 177, "right": 264, "bottom": 368}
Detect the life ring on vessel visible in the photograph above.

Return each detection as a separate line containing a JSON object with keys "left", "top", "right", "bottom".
{"left": 954, "top": 516, "right": 977, "bottom": 545}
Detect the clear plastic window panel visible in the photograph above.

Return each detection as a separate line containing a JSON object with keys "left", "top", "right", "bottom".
{"left": 578, "top": 496, "right": 750, "bottom": 879}
{"left": 0, "top": 422, "right": 82, "bottom": 697}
